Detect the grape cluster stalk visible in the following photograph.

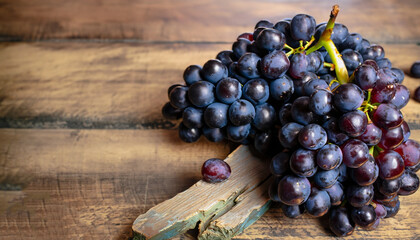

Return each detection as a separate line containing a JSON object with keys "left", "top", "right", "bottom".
{"left": 162, "top": 5, "right": 419, "bottom": 237}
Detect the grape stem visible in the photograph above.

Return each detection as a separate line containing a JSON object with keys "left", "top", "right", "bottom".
{"left": 306, "top": 5, "right": 349, "bottom": 84}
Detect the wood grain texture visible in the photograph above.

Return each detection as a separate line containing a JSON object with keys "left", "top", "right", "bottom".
{"left": 0, "top": 42, "right": 419, "bottom": 129}
{"left": 0, "top": 0, "right": 419, "bottom": 43}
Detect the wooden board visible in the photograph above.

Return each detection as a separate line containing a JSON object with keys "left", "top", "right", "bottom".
{"left": 0, "top": 0, "right": 419, "bottom": 43}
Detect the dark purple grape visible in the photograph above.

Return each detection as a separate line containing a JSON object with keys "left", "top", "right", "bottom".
{"left": 278, "top": 122, "right": 304, "bottom": 149}
{"left": 410, "top": 61, "right": 420, "bottom": 78}
{"left": 255, "top": 20, "right": 274, "bottom": 29}
{"left": 358, "top": 123, "right": 382, "bottom": 146}
{"left": 354, "top": 64, "right": 377, "bottom": 90}
{"left": 371, "top": 83, "right": 396, "bottom": 104}
{"left": 188, "top": 81, "right": 215, "bottom": 108}
{"left": 228, "top": 62, "right": 248, "bottom": 84}
{"left": 374, "top": 203, "right": 387, "bottom": 219}
{"left": 183, "top": 65, "right": 203, "bottom": 85}
{"left": 317, "top": 144, "right": 342, "bottom": 170}
{"left": 270, "top": 152, "right": 290, "bottom": 177}
{"left": 341, "top": 139, "right": 369, "bottom": 168}
{"left": 337, "top": 163, "right": 348, "bottom": 183}
{"left": 314, "top": 168, "right": 339, "bottom": 188}
{"left": 377, "top": 177, "right": 401, "bottom": 196}
{"left": 182, "top": 107, "right": 204, "bottom": 129}
{"left": 237, "top": 52, "right": 261, "bottom": 79}
{"left": 350, "top": 205, "right": 376, "bottom": 228}
{"left": 226, "top": 123, "right": 251, "bottom": 142}
{"left": 398, "top": 170, "right": 419, "bottom": 195}
{"left": 338, "top": 110, "right": 367, "bottom": 137}
{"left": 247, "top": 40, "right": 268, "bottom": 57}
{"left": 350, "top": 155, "right": 379, "bottom": 186}
{"left": 362, "top": 45, "right": 385, "bottom": 61}
{"left": 395, "top": 139, "right": 419, "bottom": 170}
{"left": 290, "top": 14, "right": 316, "bottom": 41}
{"left": 391, "top": 67, "right": 404, "bottom": 83}
{"left": 359, "top": 38, "right": 371, "bottom": 54}
{"left": 278, "top": 103, "right": 293, "bottom": 126}
{"left": 201, "top": 158, "right": 231, "bottom": 183}
{"left": 346, "top": 183, "right": 374, "bottom": 208}
{"left": 377, "top": 126, "right": 404, "bottom": 150}
{"left": 401, "top": 121, "right": 411, "bottom": 142}
{"left": 376, "top": 68, "right": 398, "bottom": 89}
{"left": 229, "top": 99, "right": 255, "bottom": 126}
{"left": 288, "top": 53, "right": 309, "bottom": 79}
{"left": 376, "top": 150, "right": 405, "bottom": 180}
{"left": 309, "top": 89, "right": 333, "bottom": 115}
{"left": 341, "top": 49, "right": 363, "bottom": 70}
{"left": 389, "top": 84, "right": 410, "bottom": 109}
{"left": 201, "top": 59, "right": 228, "bottom": 84}
{"left": 384, "top": 198, "right": 400, "bottom": 218}
{"left": 282, "top": 204, "right": 304, "bottom": 218}
{"left": 290, "top": 148, "right": 317, "bottom": 177}
{"left": 303, "top": 79, "right": 329, "bottom": 96}
{"left": 242, "top": 78, "right": 269, "bottom": 105}
{"left": 216, "top": 50, "right": 236, "bottom": 66}
{"left": 169, "top": 85, "right": 190, "bottom": 109}
{"left": 255, "top": 28, "right": 286, "bottom": 52}
{"left": 202, "top": 126, "right": 225, "bottom": 142}
{"left": 215, "top": 77, "right": 242, "bottom": 104}
{"left": 329, "top": 207, "right": 355, "bottom": 237}
{"left": 253, "top": 130, "right": 277, "bottom": 156}
{"left": 167, "top": 84, "right": 183, "bottom": 98}
{"left": 162, "top": 102, "right": 183, "bottom": 120}
{"left": 253, "top": 103, "right": 276, "bottom": 131}
{"left": 332, "top": 83, "right": 364, "bottom": 112}
{"left": 371, "top": 103, "right": 403, "bottom": 129}
{"left": 274, "top": 20, "right": 290, "bottom": 34}
{"left": 178, "top": 122, "right": 201, "bottom": 143}
{"left": 298, "top": 123, "right": 327, "bottom": 150}
{"left": 291, "top": 96, "right": 314, "bottom": 125}
{"left": 376, "top": 58, "right": 392, "bottom": 69}
{"left": 203, "top": 102, "right": 229, "bottom": 128}
{"left": 315, "top": 23, "right": 349, "bottom": 46}
{"left": 232, "top": 39, "right": 251, "bottom": 59}
{"left": 293, "top": 72, "right": 317, "bottom": 96}
{"left": 278, "top": 175, "right": 311, "bottom": 205}
{"left": 307, "top": 51, "right": 324, "bottom": 73}
{"left": 322, "top": 118, "right": 349, "bottom": 145}
{"left": 260, "top": 50, "right": 290, "bottom": 79}
{"left": 363, "top": 59, "right": 379, "bottom": 71}
{"left": 325, "top": 182, "right": 344, "bottom": 206}
{"left": 340, "top": 32, "right": 362, "bottom": 51}
{"left": 305, "top": 187, "right": 331, "bottom": 217}
{"left": 270, "top": 76, "right": 294, "bottom": 104}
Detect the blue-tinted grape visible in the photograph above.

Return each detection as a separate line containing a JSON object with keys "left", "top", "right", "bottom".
{"left": 400, "top": 121, "right": 411, "bottom": 142}
{"left": 310, "top": 89, "right": 332, "bottom": 115}
{"left": 288, "top": 53, "right": 309, "bottom": 79}
{"left": 226, "top": 123, "right": 251, "bottom": 142}
{"left": 358, "top": 123, "right": 382, "bottom": 146}
{"left": 273, "top": 20, "right": 290, "bottom": 34}
{"left": 332, "top": 83, "right": 364, "bottom": 112}
{"left": 188, "top": 81, "right": 215, "bottom": 108}
{"left": 162, "top": 102, "right": 183, "bottom": 120}
{"left": 354, "top": 64, "right": 377, "bottom": 90}
{"left": 228, "top": 62, "right": 248, "bottom": 84}
{"left": 229, "top": 99, "right": 255, "bottom": 126}
{"left": 278, "top": 175, "right": 311, "bottom": 205}
{"left": 325, "top": 182, "right": 344, "bottom": 206}
{"left": 391, "top": 67, "right": 404, "bottom": 83}
{"left": 278, "top": 122, "right": 303, "bottom": 149}
{"left": 359, "top": 38, "right": 370, "bottom": 54}
{"left": 255, "top": 20, "right": 273, "bottom": 29}
{"left": 341, "top": 139, "right": 369, "bottom": 168}
{"left": 384, "top": 198, "right": 400, "bottom": 218}
{"left": 341, "top": 49, "right": 363, "bottom": 70}
{"left": 291, "top": 96, "right": 314, "bottom": 125}
{"left": 347, "top": 183, "right": 374, "bottom": 208}
{"left": 298, "top": 123, "right": 327, "bottom": 150}
{"left": 270, "top": 152, "right": 290, "bottom": 177}
{"left": 278, "top": 103, "right": 293, "bottom": 126}
{"left": 260, "top": 50, "right": 290, "bottom": 79}
{"left": 242, "top": 78, "right": 269, "bottom": 105}
{"left": 270, "top": 75, "right": 294, "bottom": 104}
{"left": 255, "top": 28, "right": 286, "bottom": 52}
{"left": 237, "top": 52, "right": 261, "bottom": 79}
{"left": 307, "top": 51, "right": 324, "bottom": 73}
{"left": 169, "top": 85, "right": 190, "bottom": 109}
{"left": 215, "top": 77, "right": 242, "bottom": 104}
{"left": 322, "top": 118, "right": 349, "bottom": 145}
{"left": 290, "top": 148, "right": 317, "bottom": 177}
{"left": 202, "top": 126, "right": 225, "bottom": 142}
{"left": 182, "top": 107, "right": 204, "bottom": 129}
{"left": 183, "top": 65, "right": 203, "bottom": 85}
{"left": 350, "top": 205, "right": 376, "bottom": 229}
{"left": 178, "top": 122, "right": 201, "bottom": 143}
{"left": 282, "top": 204, "right": 304, "bottom": 218}
{"left": 410, "top": 61, "right": 420, "bottom": 77}
{"left": 201, "top": 59, "right": 228, "bottom": 84}
{"left": 362, "top": 45, "right": 385, "bottom": 61}
{"left": 253, "top": 130, "right": 277, "bottom": 156}
{"left": 340, "top": 33, "right": 362, "bottom": 51}
{"left": 216, "top": 50, "right": 236, "bottom": 66}
{"left": 317, "top": 144, "right": 342, "bottom": 170}
{"left": 305, "top": 187, "right": 331, "bottom": 217}
{"left": 253, "top": 103, "right": 276, "bottom": 131}
{"left": 376, "top": 68, "right": 398, "bottom": 89}
{"left": 338, "top": 110, "right": 368, "bottom": 137}
{"left": 350, "top": 155, "right": 379, "bottom": 186}
{"left": 329, "top": 207, "right": 355, "bottom": 237}
{"left": 314, "top": 168, "right": 339, "bottom": 188}
{"left": 290, "top": 14, "right": 316, "bottom": 41}
{"left": 293, "top": 72, "right": 317, "bottom": 96}
{"left": 337, "top": 163, "right": 348, "bottom": 183}
{"left": 376, "top": 176, "right": 401, "bottom": 196}
{"left": 204, "top": 102, "right": 229, "bottom": 128}
{"left": 232, "top": 39, "right": 251, "bottom": 59}
{"left": 303, "top": 79, "right": 329, "bottom": 96}
{"left": 398, "top": 170, "right": 419, "bottom": 195}
{"left": 315, "top": 23, "right": 349, "bottom": 46}
{"left": 376, "top": 58, "right": 392, "bottom": 69}
{"left": 389, "top": 84, "right": 410, "bottom": 109}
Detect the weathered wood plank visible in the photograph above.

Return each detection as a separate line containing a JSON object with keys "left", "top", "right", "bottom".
{"left": 0, "top": 129, "right": 419, "bottom": 240}
{"left": 0, "top": 42, "right": 419, "bottom": 129}
{"left": 0, "top": 0, "right": 419, "bottom": 43}
{"left": 131, "top": 146, "right": 270, "bottom": 240}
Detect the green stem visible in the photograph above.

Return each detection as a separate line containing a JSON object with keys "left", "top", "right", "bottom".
{"left": 369, "top": 146, "right": 375, "bottom": 156}
{"left": 324, "top": 62, "right": 335, "bottom": 70}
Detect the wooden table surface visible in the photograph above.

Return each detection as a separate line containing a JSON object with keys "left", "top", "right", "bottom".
{"left": 0, "top": 0, "right": 419, "bottom": 239}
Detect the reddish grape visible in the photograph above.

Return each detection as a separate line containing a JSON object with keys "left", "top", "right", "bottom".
{"left": 201, "top": 158, "right": 231, "bottom": 183}
{"left": 338, "top": 110, "right": 367, "bottom": 137}
{"left": 376, "top": 150, "right": 405, "bottom": 180}
{"left": 350, "top": 155, "right": 379, "bottom": 186}
{"left": 394, "top": 139, "right": 420, "bottom": 169}
{"left": 341, "top": 139, "right": 369, "bottom": 168}
{"left": 377, "top": 126, "right": 404, "bottom": 150}
{"left": 358, "top": 123, "right": 382, "bottom": 146}
{"left": 371, "top": 103, "right": 403, "bottom": 129}
{"left": 278, "top": 175, "right": 311, "bottom": 205}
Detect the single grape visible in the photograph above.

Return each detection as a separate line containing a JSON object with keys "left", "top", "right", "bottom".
{"left": 354, "top": 64, "right": 377, "bottom": 90}
{"left": 278, "top": 103, "right": 293, "bottom": 126}
{"left": 317, "top": 144, "right": 342, "bottom": 170}
{"left": 341, "top": 49, "right": 363, "bottom": 70}
{"left": 389, "top": 84, "right": 410, "bottom": 109}
{"left": 242, "top": 78, "right": 270, "bottom": 105}
{"left": 253, "top": 130, "right": 277, "bottom": 156}
{"left": 215, "top": 77, "right": 242, "bottom": 104}
{"left": 341, "top": 139, "right": 369, "bottom": 168}
{"left": 371, "top": 83, "right": 396, "bottom": 104}
{"left": 202, "top": 126, "right": 225, "bottom": 142}
{"left": 237, "top": 32, "right": 253, "bottom": 41}
{"left": 362, "top": 44, "right": 385, "bottom": 61}
{"left": 358, "top": 123, "right": 382, "bottom": 146}
{"left": 273, "top": 20, "right": 290, "bottom": 34}
{"left": 260, "top": 50, "right": 290, "bottom": 79}
{"left": 376, "top": 176, "right": 401, "bottom": 196}
{"left": 410, "top": 61, "right": 420, "bottom": 78}
{"left": 290, "top": 14, "right": 316, "bottom": 41}
{"left": 178, "top": 122, "right": 201, "bottom": 143}
{"left": 278, "top": 122, "right": 304, "bottom": 149}
{"left": 305, "top": 187, "right": 331, "bottom": 217}
{"left": 255, "top": 28, "right": 286, "bottom": 52}
{"left": 359, "top": 38, "right": 371, "bottom": 54}
{"left": 350, "top": 155, "right": 379, "bottom": 186}
{"left": 398, "top": 170, "right": 419, "bottom": 195}
{"left": 384, "top": 198, "right": 400, "bottom": 218}
{"left": 371, "top": 103, "right": 403, "bottom": 129}
{"left": 314, "top": 168, "right": 339, "bottom": 188}
{"left": 216, "top": 50, "right": 236, "bottom": 66}
{"left": 377, "top": 126, "right": 404, "bottom": 150}
{"left": 340, "top": 32, "right": 362, "bottom": 51}
{"left": 201, "top": 158, "right": 231, "bottom": 183}
{"left": 346, "top": 183, "right": 374, "bottom": 208}
{"left": 376, "top": 68, "right": 398, "bottom": 89}
{"left": 255, "top": 20, "right": 274, "bottom": 29}
{"left": 315, "top": 23, "right": 349, "bottom": 46}
{"left": 290, "top": 148, "right": 317, "bottom": 177}
{"left": 201, "top": 59, "right": 228, "bottom": 84}
{"left": 282, "top": 204, "right": 304, "bottom": 218}
{"left": 203, "top": 102, "right": 229, "bottom": 128}
{"left": 376, "top": 58, "right": 392, "bottom": 69}
{"left": 237, "top": 52, "right": 261, "bottom": 79}
{"left": 325, "top": 182, "right": 344, "bottom": 206}
{"left": 229, "top": 99, "right": 255, "bottom": 126}
{"left": 232, "top": 39, "right": 251, "bottom": 59}
{"left": 394, "top": 139, "right": 420, "bottom": 170}
{"left": 329, "top": 207, "right": 355, "bottom": 237}
{"left": 293, "top": 72, "right": 317, "bottom": 96}
{"left": 291, "top": 96, "right": 314, "bottom": 125}
{"left": 183, "top": 65, "right": 203, "bottom": 85}
{"left": 333, "top": 83, "right": 364, "bottom": 112}
{"left": 391, "top": 67, "right": 405, "bottom": 83}
{"left": 253, "top": 103, "right": 276, "bottom": 131}
{"left": 310, "top": 89, "right": 333, "bottom": 115}
{"left": 161, "top": 102, "right": 183, "bottom": 120}
{"left": 307, "top": 51, "right": 324, "bottom": 73}
{"left": 270, "top": 76, "right": 294, "bottom": 104}
{"left": 376, "top": 150, "right": 405, "bottom": 180}
{"left": 182, "top": 107, "right": 204, "bottom": 129}
{"left": 304, "top": 79, "right": 329, "bottom": 96}
{"left": 278, "top": 175, "right": 311, "bottom": 205}
{"left": 169, "top": 85, "right": 190, "bottom": 109}
{"left": 322, "top": 118, "right": 349, "bottom": 145}
{"left": 288, "top": 53, "right": 309, "bottom": 79}
{"left": 298, "top": 124, "right": 327, "bottom": 150}
{"left": 226, "top": 123, "right": 251, "bottom": 143}
{"left": 188, "top": 81, "right": 215, "bottom": 108}
{"left": 337, "top": 163, "right": 348, "bottom": 183}
{"left": 350, "top": 205, "right": 376, "bottom": 229}
{"left": 270, "top": 152, "right": 290, "bottom": 177}
{"left": 338, "top": 110, "right": 367, "bottom": 137}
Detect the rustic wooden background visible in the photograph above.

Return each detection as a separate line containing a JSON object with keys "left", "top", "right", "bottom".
{"left": 0, "top": 0, "right": 419, "bottom": 239}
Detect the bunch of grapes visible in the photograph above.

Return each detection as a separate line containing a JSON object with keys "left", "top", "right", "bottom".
{"left": 162, "top": 5, "right": 419, "bottom": 237}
